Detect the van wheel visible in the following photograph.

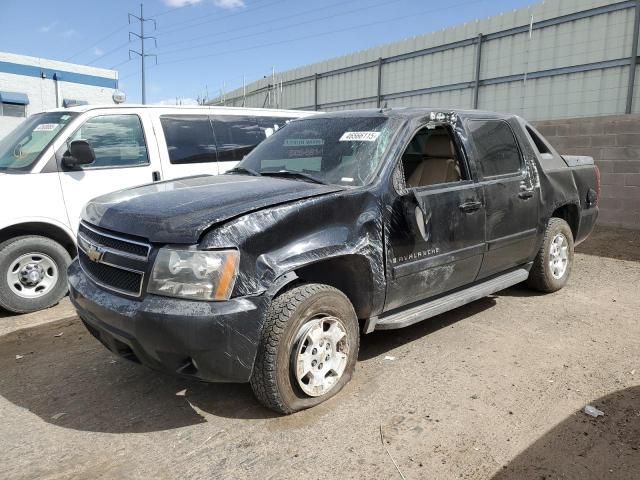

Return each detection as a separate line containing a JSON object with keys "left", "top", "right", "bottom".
{"left": 527, "top": 217, "right": 574, "bottom": 293}
{"left": 0, "top": 236, "right": 72, "bottom": 314}
{"left": 250, "top": 284, "right": 359, "bottom": 414}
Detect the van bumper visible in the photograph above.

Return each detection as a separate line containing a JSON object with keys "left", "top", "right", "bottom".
{"left": 68, "top": 259, "right": 266, "bottom": 383}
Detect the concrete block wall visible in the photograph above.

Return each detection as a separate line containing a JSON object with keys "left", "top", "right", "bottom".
{"left": 534, "top": 114, "right": 640, "bottom": 229}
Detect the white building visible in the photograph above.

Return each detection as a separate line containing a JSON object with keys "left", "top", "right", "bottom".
{"left": 0, "top": 52, "right": 119, "bottom": 138}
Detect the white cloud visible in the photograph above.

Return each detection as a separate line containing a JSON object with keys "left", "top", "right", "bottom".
{"left": 155, "top": 97, "right": 199, "bottom": 105}
{"left": 61, "top": 29, "right": 76, "bottom": 38}
{"left": 163, "top": 0, "right": 202, "bottom": 6}
{"left": 93, "top": 47, "right": 104, "bottom": 56}
{"left": 213, "top": 0, "right": 245, "bottom": 9}
{"left": 39, "top": 22, "right": 57, "bottom": 33}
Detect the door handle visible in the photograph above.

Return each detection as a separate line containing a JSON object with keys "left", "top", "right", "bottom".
{"left": 459, "top": 201, "right": 482, "bottom": 213}
{"left": 152, "top": 171, "right": 161, "bottom": 182}
{"left": 519, "top": 181, "right": 534, "bottom": 199}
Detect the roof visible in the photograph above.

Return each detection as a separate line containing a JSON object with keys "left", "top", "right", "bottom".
{"left": 293, "top": 107, "right": 516, "bottom": 121}
{"left": 44, "top": 104, "right": 313, "bottom": 115}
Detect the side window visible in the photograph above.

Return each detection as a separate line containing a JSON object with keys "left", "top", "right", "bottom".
{"left": 160, "top": 115, "right": 217, "bottom": 165}
{"left": 526, "top": 126, "right": 551, "bottom": 155}
{"left": 212, "top": 116, "right": 266, "bottom": 162}
{"left": 400, "top": 126, "right": 466, "bottom": 188}
{"left": 467, "top": 120, "right": 522, "bottom": 178}
{"left": 68, "top": 114, "right": 149, "bottom": 169}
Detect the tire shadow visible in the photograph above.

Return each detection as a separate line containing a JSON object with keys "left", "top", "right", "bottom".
{"left": 492, "top": 386, "right": 640, "bottom": 480}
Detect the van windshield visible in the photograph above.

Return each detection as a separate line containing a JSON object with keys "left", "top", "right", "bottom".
{"left": 234, "top": 116, "right": 400, "bottom": 186}
{"left": 0, "top": 112, "right": 78, "bottom": 172}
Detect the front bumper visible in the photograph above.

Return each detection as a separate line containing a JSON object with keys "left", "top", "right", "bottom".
{"left": 68, "top": 259, "right": 267, "bottom": 383}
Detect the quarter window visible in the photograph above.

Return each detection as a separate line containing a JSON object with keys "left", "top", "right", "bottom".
{"left": 68, "top": 114, "right": 149, "bottom": 169}
{"left": 160, "top": 115, "right": 217, "bottom": 165}
{"left": 468, "top": 120, "right": 522, "bottom": 178}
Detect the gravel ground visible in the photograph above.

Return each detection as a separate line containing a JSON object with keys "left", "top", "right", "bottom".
{"left": 0, "top": 226, "right": 638, "bottom": 480}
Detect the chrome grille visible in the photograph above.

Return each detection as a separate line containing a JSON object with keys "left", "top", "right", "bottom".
{"left": 77, "top": 222, "right": 150, "bottom": 297}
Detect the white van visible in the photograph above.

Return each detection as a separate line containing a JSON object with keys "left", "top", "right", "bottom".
{"left": 0, "top": 105, "right": 312, "bottom": 313}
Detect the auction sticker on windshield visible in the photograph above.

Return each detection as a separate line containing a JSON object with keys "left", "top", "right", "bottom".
{"left": 284, "top": 139, "right": 325, "bottom": 147}
{"left": 33, "top": 124, "right": 60, "bottom": 132}
{"left": 339, "top": 131, "right": 381, "bottom": 142}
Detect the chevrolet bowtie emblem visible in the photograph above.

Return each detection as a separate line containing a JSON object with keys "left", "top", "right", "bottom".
{"left": 86, "top": 243, "right": 105, "bottom": 263}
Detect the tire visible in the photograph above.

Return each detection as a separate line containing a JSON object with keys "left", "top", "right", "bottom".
{"left": 526, "top": 217, "right": 574, "bottom": 293}
{"left": 0, "top": 236, "right": 72, "bottom": 314}
{"left": 250, "top": 283, "right": 359, "bottom": 414}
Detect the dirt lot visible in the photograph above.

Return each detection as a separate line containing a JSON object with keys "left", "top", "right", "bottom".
{"left": 1, "top": 226, "right": 638, "bottom": 480}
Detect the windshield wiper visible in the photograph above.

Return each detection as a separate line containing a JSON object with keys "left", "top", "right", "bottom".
{"left": 226, "top": 166, "right": 261, "bottom": 176}
{"left": 260, "top": 170, "right": 327, "bottom": 185}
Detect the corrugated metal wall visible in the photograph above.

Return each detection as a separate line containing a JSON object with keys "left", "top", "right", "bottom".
{"left": 210, "top": 0, "right": 640, "bottom": 121}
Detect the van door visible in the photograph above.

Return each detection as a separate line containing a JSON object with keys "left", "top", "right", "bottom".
{"left": 154, "top": 114, "right": 220, "bottom": 179}
{"left": 56, "top": 110, "right": 163, "bottom": 234}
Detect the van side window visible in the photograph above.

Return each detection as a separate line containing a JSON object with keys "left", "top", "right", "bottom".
{"left": 467, "top": 120, "right": 522, "bottom": 178}
{"left": 212, "top": 116, "right": 293, "bottom": 163}
{"left": 68, "top": 114, "right": 149, "bottom": 169}
{"left": 160, "top": 115, "right": 217, "bottom": 165}
{"left": 400, "top": 126, "right": 466, "bottom": 188}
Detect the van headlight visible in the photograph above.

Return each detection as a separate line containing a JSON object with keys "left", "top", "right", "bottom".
{"left": 148, "top": 248, "right": 239, "bottom": 301}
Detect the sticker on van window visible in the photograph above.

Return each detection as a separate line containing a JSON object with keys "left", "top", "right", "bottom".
{"left": 33, "top": 123, "right": 60, "bottom": 132}
{"left": 339, "top": 131, "right": 380, "bottom": 142}
{"left": 284, "top": 139, "right": 325, "bottom": 147}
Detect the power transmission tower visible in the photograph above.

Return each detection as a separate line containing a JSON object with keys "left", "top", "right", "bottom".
{"left": 128, "top": 4, "right": 157, "bottom": 104}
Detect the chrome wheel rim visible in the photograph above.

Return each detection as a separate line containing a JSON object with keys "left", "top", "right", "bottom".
{"left": 293, "top": 315, "right": 350, "bottom": 397}
{"left": 549, "top": 233, "right": 569, "bottom": 279}
{"left": 7, "top": 253, "right": 58, "bottom": 299}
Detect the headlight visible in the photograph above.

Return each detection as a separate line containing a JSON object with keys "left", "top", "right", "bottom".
{"left": 148, "top": 248, "right": 239, "bottom": 301}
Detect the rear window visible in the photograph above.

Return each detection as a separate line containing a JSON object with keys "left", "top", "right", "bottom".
{"left": 160, "top": 115, "right": 293, "bottom": 164}
{"left": 468, "top": 119, "right": 522, "bottom": 177}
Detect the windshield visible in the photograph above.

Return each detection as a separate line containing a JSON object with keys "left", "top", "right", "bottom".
{"left": 235, "top": 116, "right": 400, "bottom": 186}
{"left": 0, "top": 112, "right": 78, "bottom": 172}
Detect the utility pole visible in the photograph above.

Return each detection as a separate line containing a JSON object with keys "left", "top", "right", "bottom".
{"left": 129, "top": 4, "right": 157, "bottom": 105}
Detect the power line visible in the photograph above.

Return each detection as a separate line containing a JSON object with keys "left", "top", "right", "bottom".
{"left": 86, "top": 40, "right": 131, "bottom": 66}
{"left": 157, "top": 0, "right": 408, "bottom": 56}
{"left": 157, "top": 0, "right": 488, "bottom": 67}
{"left": 65, "top": 24, "right": 129, "bottom": 62}
{"left": 156, "top": 0, "right": 373, "bottom": 52}
{"left": 154, "top": 0, "right": 289, "bottom": 37}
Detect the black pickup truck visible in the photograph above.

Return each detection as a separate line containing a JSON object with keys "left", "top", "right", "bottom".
{"left": 68, "top": 108, "right": 599, "bottom": 414}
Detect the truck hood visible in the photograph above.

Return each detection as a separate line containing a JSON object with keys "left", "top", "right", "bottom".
{"left": 82, "top": 174, "right": 343, "bottom": 243}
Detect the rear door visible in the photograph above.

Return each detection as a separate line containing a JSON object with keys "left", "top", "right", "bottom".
{"left": 467, "top": 119, "right": 539, "bottom": 279}
{"left": 56, "top": 110, "right": 163, "bottom": 234}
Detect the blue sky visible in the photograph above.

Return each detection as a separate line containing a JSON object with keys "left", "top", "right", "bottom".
{"left": 0, "top": 0, "right": 534, "bottom": 104}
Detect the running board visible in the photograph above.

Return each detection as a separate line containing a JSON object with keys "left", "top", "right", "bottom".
{"left": 369, "top": 268, "right": 530, "bottom": 332}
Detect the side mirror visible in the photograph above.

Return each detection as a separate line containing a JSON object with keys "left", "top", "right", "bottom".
{"left": 62, "top": 140, "right": 95, "bottom": 169}
{"left": 401, "top": 191, "right": 430, "bottom": 242}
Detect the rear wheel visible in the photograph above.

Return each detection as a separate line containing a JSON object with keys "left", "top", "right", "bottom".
{"left": 0, "top": 236, "right": 71, "bottom": 314}
{"left": 250, "top": 283, "right": 359, "bottom": 414}
{"left": 527, "top": 217, "right": 574, "bottom": 293}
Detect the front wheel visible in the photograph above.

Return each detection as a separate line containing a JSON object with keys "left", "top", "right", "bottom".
{"left": 250, "top": 284, "right": 359, "bottom": 414}
{"left": 0, "top": 236, "right": 72, "bottom": 314}
{"left": 527, "top": 217, "right": 574, "bottom": 293}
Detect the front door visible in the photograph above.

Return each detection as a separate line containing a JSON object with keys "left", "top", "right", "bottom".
{"left": 56, "top": 111, "right": 163, "bottom": 234}
{"left": 384, "top": 125, "right": 486, "bottom": 312}
{"left": 466, "top": 119, "right": 539, "bottom": 279}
